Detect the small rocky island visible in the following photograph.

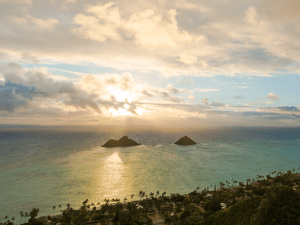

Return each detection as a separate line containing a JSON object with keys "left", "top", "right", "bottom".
{"left": 102, "top": 136, "right": 141, "bottom": 147}
{"left": 174, "top": 136, "right": 197, "bottom": 145}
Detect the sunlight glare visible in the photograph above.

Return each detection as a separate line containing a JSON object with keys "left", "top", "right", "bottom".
{"left": 109, "top": 88, "right": 133, "bottom": 102}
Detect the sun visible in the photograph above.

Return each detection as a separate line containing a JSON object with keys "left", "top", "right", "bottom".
{"left": 109, "top": 88, "right": 133, "bottom": 102}
{"left": 106, "top": 88, "right": 144, "bottom": 116}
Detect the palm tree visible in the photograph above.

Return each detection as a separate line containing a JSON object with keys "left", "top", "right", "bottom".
{"left": 124, "top": 197, "right": 127, "bottom": 203}
{"left": 156, "top": 191, "right": 160, "bottom": 198}
{"left": 24, "top": 212, "right": 28, "bottom": 223}
{"left": 20, "top": 211, "right": 23, "bottom": 224}
{"left": 52, "top": 206, "right": 56, "bottom": 216}
{"left": 139, "top": 191, "right": 143, "bottom": 200}
{"left": 82, "top": 199, "right": 88, "bottom": 205}
{"left": 131, "top": 194, "right": 134, "bottom": 201}
{"left": 104, "top": 198, "right": 110, "bottom": 205}
{"left": 149, "top": 192, "right": 154, "bottom": 199}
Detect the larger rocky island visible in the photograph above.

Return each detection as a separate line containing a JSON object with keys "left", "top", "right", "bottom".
{"left": 175, "top": 136, "right": 197, "bottom": 145}
{"left": 102, "top": 135, "right": 141, "bottom": 147}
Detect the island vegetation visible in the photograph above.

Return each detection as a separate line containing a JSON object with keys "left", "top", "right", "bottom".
{"left": 2, "top": 168, "right": 300, "bottom": 225}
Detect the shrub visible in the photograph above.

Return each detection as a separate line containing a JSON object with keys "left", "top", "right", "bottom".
{"left": 204, "top": 199, "right": 221, "bottom": 212}
{"left": 180, "top": 209, "right": 191, "bottom": 220}
{"left": 203, "top": 210, "right": 214, "bottom": 218}
{"left": 252, "top": 186, "right": 300, "bottom": 224}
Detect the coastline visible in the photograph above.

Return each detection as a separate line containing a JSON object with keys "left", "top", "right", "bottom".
{"left": 3, "top": 169, "right": 300, "bottom": 225}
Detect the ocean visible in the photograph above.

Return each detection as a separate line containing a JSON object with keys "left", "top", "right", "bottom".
{"left": 0, "top": 126, "right": 299, "bottom": 222}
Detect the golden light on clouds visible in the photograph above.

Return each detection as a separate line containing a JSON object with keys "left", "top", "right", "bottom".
{"left": 0, "top": 0, "right": 300, "bottom": 127}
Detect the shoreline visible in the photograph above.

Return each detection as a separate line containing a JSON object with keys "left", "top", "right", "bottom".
{"left": 3, "top": 169, "right": 300, "bottom": 225}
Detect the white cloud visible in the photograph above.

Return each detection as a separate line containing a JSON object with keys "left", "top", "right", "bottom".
{"left": 244, "top": 102, "right": 260, "bottom": 106}
{"left": 72, "top": 4, "right": 206, "bottom": 50}
{"left": 179, "top": 53, "right": 197, "bottom": 64}
{"left": 195, "top": 88, "right": 219, "bottom": 92}
{"left": 266, "top": 92, "right": 280, "bottom": 101}
{"left": 25, "top": 14, "right": 58, "bottom": 30}
{"left": 188, "top": 95, "right": 195, "bottom": 100}
{"left": 72, "top": 13, "right": 121, "bottom": 42}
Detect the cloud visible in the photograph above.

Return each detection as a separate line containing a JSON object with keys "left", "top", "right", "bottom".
{"left": 0, "top": 63, "right": 141, "bottom": 115}
{"left": 177, "top": 76, "right": 193, "bottom": 85}
{"left": 0, "top": 87, "right": 28, "bottom": 111}
{"left": 188, "top": 95, "right": 194, "bottom": 100}
{"left": 244, "top": 102, "right": 260, "bottom": 106}
{"left": 233, "top": 95, "right": 246, "bottom": 99}
{"left": 210, "top": 101, "right": 225, "bottom": 107}
{"left": 1, "top": 0, "right": 300, "bottom": 77}
{"left": 25, "top": 14, "right": 58, "bottom": 30}
{"left": 72, "top": 4, "right": 121, "bottom": 42}
{"left": 256, "top": 106, "right": 300, "bottom": 118}
{"left": 201, "top": 97, "right": 209, "bottom": 106}
{"left": 72, "top": 4, "right": 205, "bottom": 50}
{"left": 141, "top": 89, "right": 153, "bottom": 97}
{"left": 166, "top": 84, "right": 180, "bottom": 94}
{"left": 195, "top": 88, "right": 219, "bottom": 92}
{"left": 0, "top": 0, "right": 32, "bottom": 5}
{"left": 179, "top": 53, "right": 197, "bottom": 64}
{"left": 266, "top": 92, "right": 280, "bottom": 101}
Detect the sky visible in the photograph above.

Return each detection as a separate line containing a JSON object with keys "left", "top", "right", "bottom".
{"left": 0, "top": 0, "right": 300, "bottom": 129}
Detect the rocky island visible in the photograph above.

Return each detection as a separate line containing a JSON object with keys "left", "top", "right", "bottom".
{"left": 175, "top": 136, "right": 197, "bottom": 145}
{"left": 101, "top": 135, "right": 141, "bottom": 147}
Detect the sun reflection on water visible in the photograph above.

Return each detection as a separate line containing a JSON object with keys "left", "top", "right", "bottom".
{"left": 95, "top": 152, "right": 130, "bottom": 200}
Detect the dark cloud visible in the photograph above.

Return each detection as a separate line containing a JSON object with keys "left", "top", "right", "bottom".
{"left": 210, "top": 101, "right": 225, "bottom": 107}
{"left": 160, "top": 91, "right": 169, "bottom": 98}
{"left": 141, "top": 89, "right": 153, "bottom": 97}
{"left": 0, "top": 63, "right": 141, "bottom": 114}
{"left": 166, "top": 84, "right": 180, "bottom": 94}
{"left": 277, "top": 106, "right": 299, "bottom": 111}
{"left": 0, "top": 88, "right": 26, "bottom": 111}
{"left": 233, "top": 95, "right": 246, "bottom": 99}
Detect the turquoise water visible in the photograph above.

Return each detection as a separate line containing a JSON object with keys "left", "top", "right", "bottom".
{"left": 0, "top": 127, "right": 299, "bottom": 222}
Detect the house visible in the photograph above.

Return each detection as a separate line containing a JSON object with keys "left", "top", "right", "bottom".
{"left": 186, "top": 203, "right": 197, "bottom": 211}
{"left": 220, "top": 203, "right": 227, "bottom": 210}
{"left": 36, "top": 216, "right": 51, "bottom": 225}
{"left": 160, "top": 203, "right": 170, "bottom": 212}
{"left": 148, "top": 213, "right": 164, "bottom": 225}
{"left": 205, "top": 193, "right": 213, "bottom": 198}
{"left": 139, "top": 217, "right": 148, "bottom": 224}
{"left": 136, "top": 204, "right": 143, "bottom": 209}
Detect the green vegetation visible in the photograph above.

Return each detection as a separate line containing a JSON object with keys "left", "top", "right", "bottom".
{"left": 2, "top": 168, "right": 300, "bottom": 225}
